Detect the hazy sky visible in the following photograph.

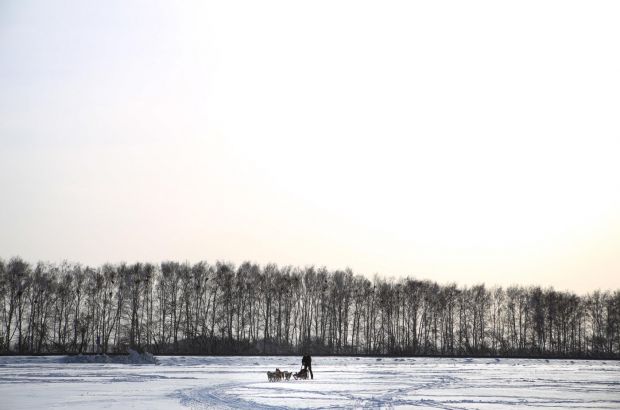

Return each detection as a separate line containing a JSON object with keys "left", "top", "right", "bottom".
{"left": 1, "top": 1, "right": 619, "bottom": 292}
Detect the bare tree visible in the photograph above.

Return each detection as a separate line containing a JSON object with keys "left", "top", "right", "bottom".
{"left": 0, "top": 256, "right": 618, "bottom": 358}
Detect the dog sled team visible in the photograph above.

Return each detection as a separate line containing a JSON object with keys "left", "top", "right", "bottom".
{"left": 267, "top": 368, "right": 292, "bottom": 382}
{"left": 266, "top": 354, "right": 314, "bottom": 382}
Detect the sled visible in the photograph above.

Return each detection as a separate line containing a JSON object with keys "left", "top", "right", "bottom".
{"left": 293, "top": 368, "right": 308, "bottom": 380}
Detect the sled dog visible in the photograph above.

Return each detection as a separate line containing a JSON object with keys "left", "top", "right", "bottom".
{"left": 268, "top": 368, "right": 291, "bottom": 382}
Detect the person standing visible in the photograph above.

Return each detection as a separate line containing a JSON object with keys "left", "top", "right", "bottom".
{"left": 301, "top": 353, "right": 313, "bottom": 379}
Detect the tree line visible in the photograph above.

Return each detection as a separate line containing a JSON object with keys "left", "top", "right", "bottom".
{"left": 1, "top": 257, "right": 619, "bottom": 357}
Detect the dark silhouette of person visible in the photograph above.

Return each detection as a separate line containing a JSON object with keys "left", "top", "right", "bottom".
{"left": 301, "top": 353, "right": 313, "bottom": 379}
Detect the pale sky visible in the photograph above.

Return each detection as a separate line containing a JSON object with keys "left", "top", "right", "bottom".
{"left": 1, "top": 1, "right": 619, "bottom": 292}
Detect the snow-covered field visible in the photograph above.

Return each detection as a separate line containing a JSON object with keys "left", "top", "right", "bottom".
{"left": 1, "top": 355, "right": 618, "bottom": 409}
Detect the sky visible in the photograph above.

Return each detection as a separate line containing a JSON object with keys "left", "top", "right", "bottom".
{"left": 1, "top": 1, "right": 619, "bottom": 293}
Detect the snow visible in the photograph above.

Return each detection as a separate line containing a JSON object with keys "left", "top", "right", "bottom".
{"left": 1, "top": 356, "right": 618, "bottom": 409}
{"left": 62, "top": 349, "right": 159, "bottom": 365}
